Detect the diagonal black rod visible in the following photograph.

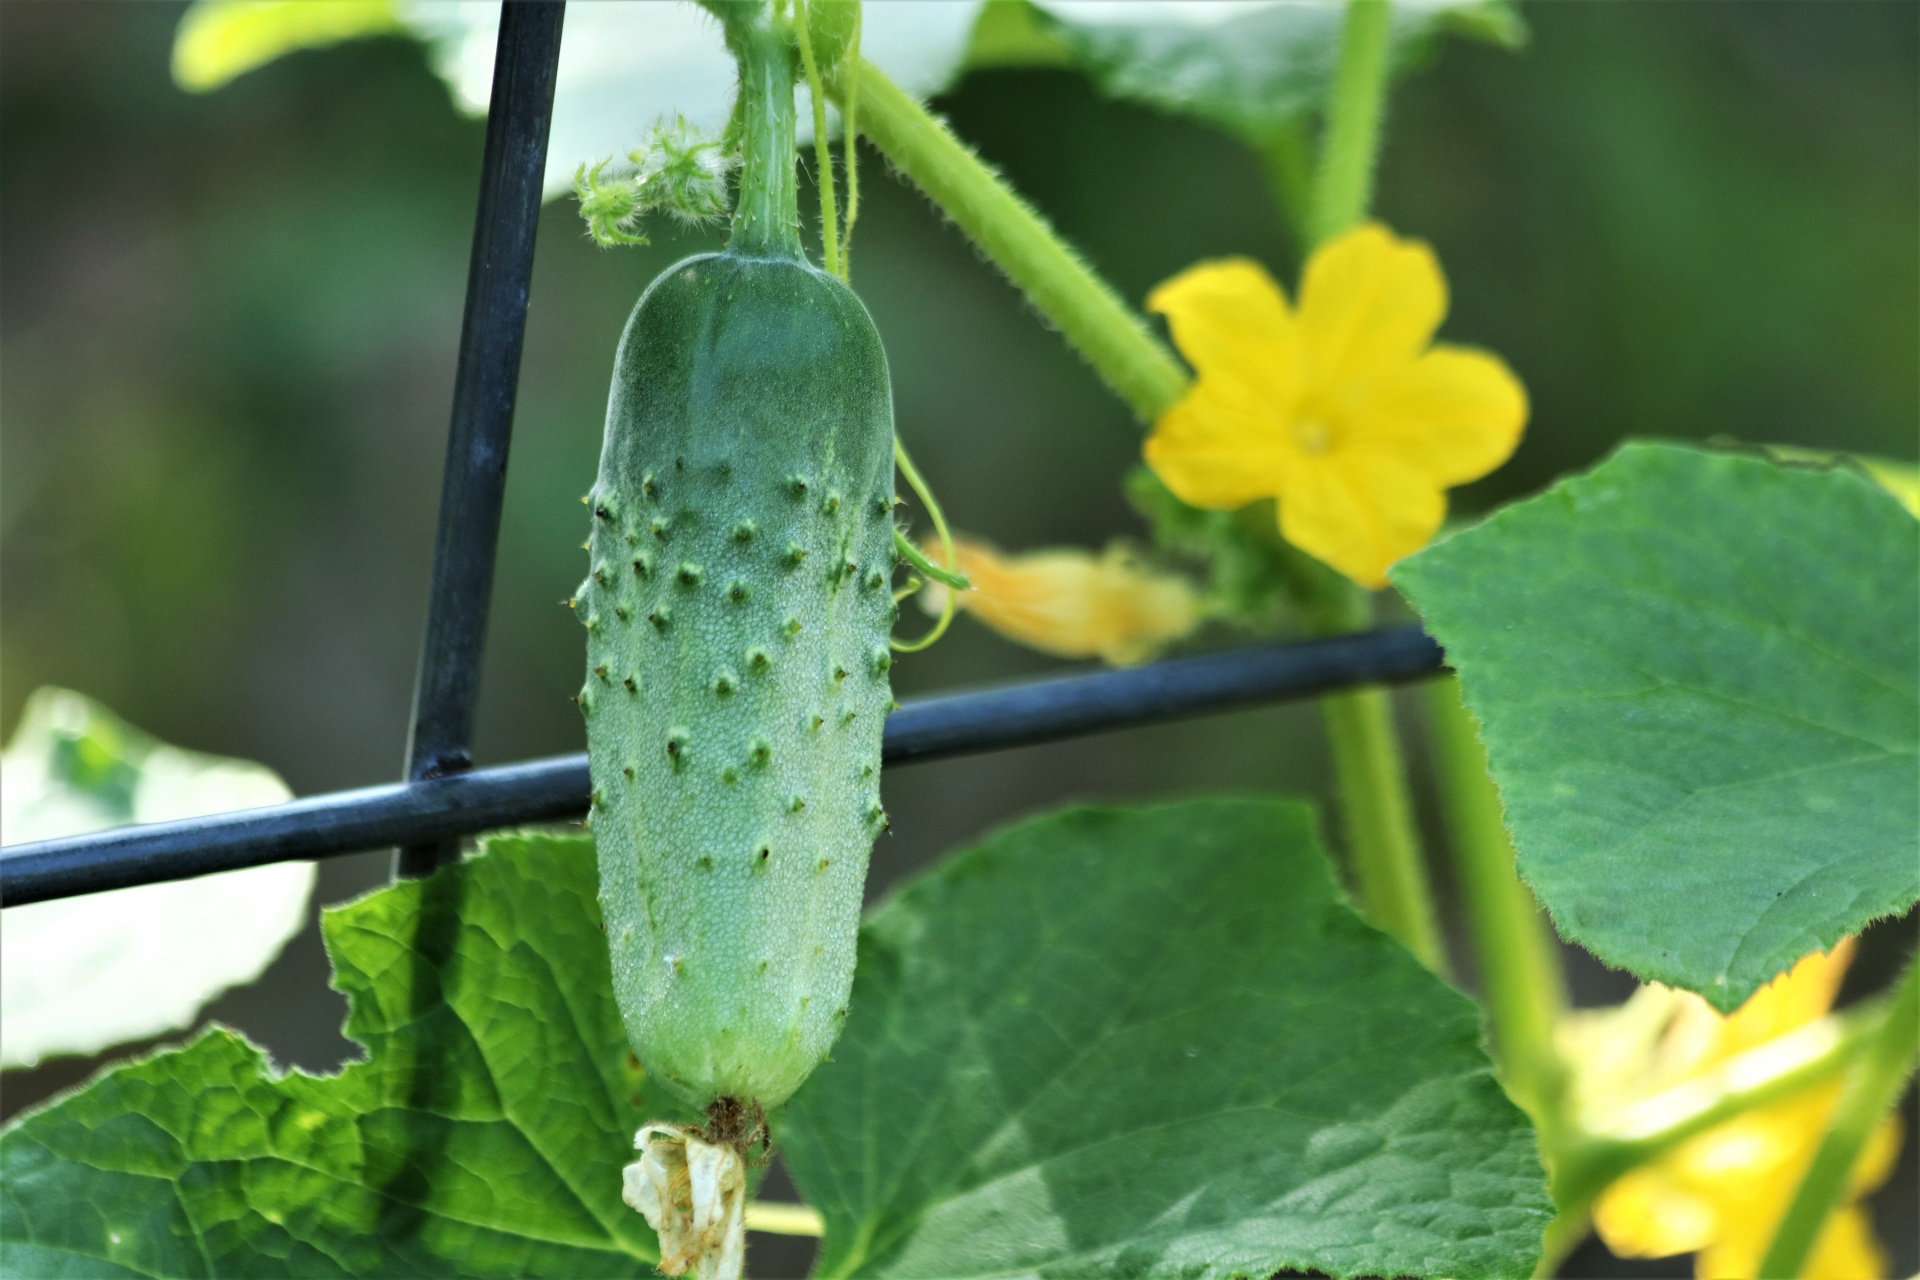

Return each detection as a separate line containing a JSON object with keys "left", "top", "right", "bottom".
{"left": 0, "top": 627, "right": 1443, "bottom": 907}
{"left": 396, "top": 1, "right": 565, "bottom": 880}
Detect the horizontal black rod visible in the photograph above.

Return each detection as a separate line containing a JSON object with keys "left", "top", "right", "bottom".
{"left": 0, "top": 627, "right": 1442, "bottom": 907}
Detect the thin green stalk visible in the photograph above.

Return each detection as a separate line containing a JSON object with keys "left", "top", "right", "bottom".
{"left": 1321, "top": 675, "right": 1445, "bottom": 972}
{"left": 792, "top": 0, "right": 841, "bottom": 276}
{"left": 838, "top": 6, "right": 862, "bottom": 271}
{"left": 893, "top": 529, "right": 969, "bottom": 590}
{"left": 1309, "top": 0, "right": 1393, "bottom": 246}
{"left": 1282, "top": 562, "right": 1440, "bottom": 971}
{"left": 719, "top": 5, "right": 802, "bottom": 259}
{"left": 890, "top": 436, "right": 961, "bottom": 653}
{"left": 836, "top": 57, "right": 1189, "bottom": 424}
{"left": 1423, "top": 678, "right": 1566, "bottom": 1117}
{"left": 1759, "top": 953, "right": 1920, "bottom": 1278}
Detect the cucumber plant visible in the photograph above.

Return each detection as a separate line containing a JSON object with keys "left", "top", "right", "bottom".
{"left": 578, "top": 0, "right": 894, "bottom": 1138}
{"left": 1, "top": 7, "right": 1912, "bottom": 1280}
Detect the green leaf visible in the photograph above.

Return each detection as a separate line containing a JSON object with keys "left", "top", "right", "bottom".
{"left": 1394, "top": 441, "right": 1920, "bottom": 1012}
{"left": 362, "top": 3, "right": 987, "bottom": 198}
{"left": 1003, "top": 0, "right": 1524, "bottom": 142}
{"left": 0, "top": 833, "right": 692, "bottom": 1278}
{"left": 173, "top": 0, "right": 405, "bottom": 93}
{"left": 781, "top": 799, "right": 1550, "bottom": 1280}
{"left": 1, "top": 688, "right": 310, "bottom": 1069}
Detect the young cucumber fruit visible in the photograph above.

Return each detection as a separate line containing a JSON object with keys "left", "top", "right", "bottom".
{"left": 582, "top": 246, "right": 895, "bottom": 1110}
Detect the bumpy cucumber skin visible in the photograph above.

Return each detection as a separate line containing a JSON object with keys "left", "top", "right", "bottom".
{"left": 581, "top": 250, "right": 895, "bottom": 1110}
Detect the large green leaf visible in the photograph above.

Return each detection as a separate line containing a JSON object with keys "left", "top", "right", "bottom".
{"left": 992, "top": 0, "right": 1524, "bottom": 142}
{"left": 0, "top": 833, "right": 689, "bottom": 1278}
{"left": 1394, "top": 441, "right": 1920, "bottom": 1011}
{"left": 781, "top": 799, "right": 1550, "bottom": 1280}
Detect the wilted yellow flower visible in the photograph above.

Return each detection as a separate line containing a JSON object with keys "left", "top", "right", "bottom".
{"left": 1581, "top": 940, "right": 1900, "bottom": 1280}
{"left": 1144, "top": 223, "right": 1527, "bottom": 588}
{"left": 922, "top": 537, "right": 1201, "bottom": 666}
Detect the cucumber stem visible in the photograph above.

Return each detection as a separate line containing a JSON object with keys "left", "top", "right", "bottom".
{"left": 721, "top": 5, "right": 803, "bottom": 259}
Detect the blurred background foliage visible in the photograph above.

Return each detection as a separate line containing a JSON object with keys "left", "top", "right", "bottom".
{"left": 1, "top": 3, "right": 1914, "bottom": 1274}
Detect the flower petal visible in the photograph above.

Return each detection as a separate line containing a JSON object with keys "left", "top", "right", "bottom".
{"left": 1277, "top": 454, "right": 1445, "bottom": 589}
{"left": 1147, "top": 257, "right": 1300, "bottom": 399}
{"left": 1716, "top": 938, "right": 1855, "bottom": 1060}
{"left": 1593, "top": 1164, "right": 1718, "bottom": 1259}
{"left": 1145, "top": 375, "right": 1295, "bottom": 511}
{"left": 1799, "top": 1205, "right": 1890, "bottom": 1280}
{"left": 927, "top": 537, "right": 1202, "bottom": 666}
{"left": 1298, "top": 223, "right": 1447, "bottom": 391}
{"left": 1347, "top": 345, "right": 1527, "bottom": 488}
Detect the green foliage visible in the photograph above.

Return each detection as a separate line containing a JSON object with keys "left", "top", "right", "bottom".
{"left": 172, "top": 0, "right": 403, "bottom": 93}
{"left": 781, "top": 800, "right": 1551, "bottom": 1280}
{"left": 4, "top": 809, "right": 1554, "bottom": 1280}
{"left": 1, "top": 688, "right": 307, "bottom": 1070}
{"left": 1395, "top": 441, "right": 1920, "bottom": 1011}
{"left": 0, "top": 834, "right": 687, "bottom": 1278}
{"left": 979, "top": 0, "right": 1524, "bottom": 142}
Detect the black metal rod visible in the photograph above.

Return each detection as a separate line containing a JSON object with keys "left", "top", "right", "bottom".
{"left": 0, "top": 628, "right": 1442, "bottom": 907}
{"left": 396, "top": 1, "right": 565, "bottom": 880}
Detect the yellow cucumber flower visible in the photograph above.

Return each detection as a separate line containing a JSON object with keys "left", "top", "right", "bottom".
{"left": 1144, "top": 223, "right": 1527, "bottom": 588}
{"left": 1576, "top": 940, "right": 1900, "bottom": 1280}
{"left": 921, "top": 537, "right": 1201, "bottom": 666}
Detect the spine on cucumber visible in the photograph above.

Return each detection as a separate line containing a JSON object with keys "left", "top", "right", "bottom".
{"left": 581, "top": 2, "right": 894, "bottom": 1113}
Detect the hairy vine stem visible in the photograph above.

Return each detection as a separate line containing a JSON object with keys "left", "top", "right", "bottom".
{"left": 1424, "top": 677, "right": 1567, "bottom": 1109}
{"left": 833, "top": 56, "right": 1189, "bottom": 424}
{"left": 1309, "top": 0, "right": 1393, "bottom": 244}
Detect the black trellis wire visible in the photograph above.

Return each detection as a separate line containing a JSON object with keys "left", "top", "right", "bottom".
{"left": 0, "top": 626, "right": 1443, "bottom": 907}
{"left": 0, "top": 0, "right": 1448, "bottom": 912}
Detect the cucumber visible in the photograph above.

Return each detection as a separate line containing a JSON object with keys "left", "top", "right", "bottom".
{"left": 580, "top": 4, "right": 894, "bottom": 1115}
